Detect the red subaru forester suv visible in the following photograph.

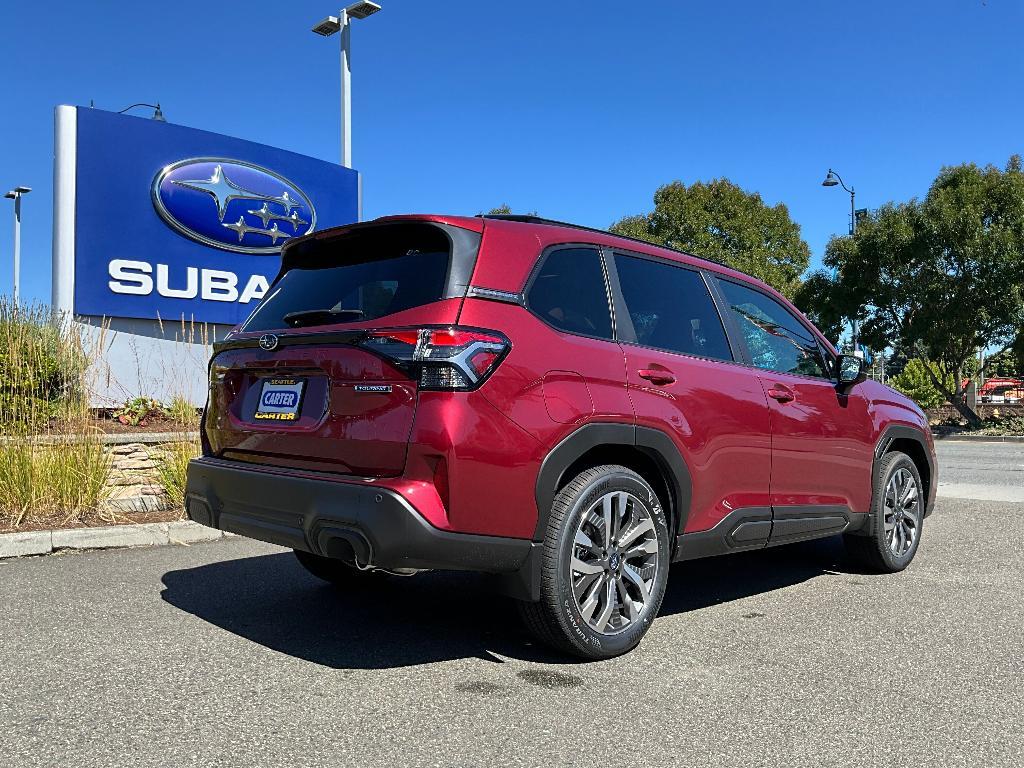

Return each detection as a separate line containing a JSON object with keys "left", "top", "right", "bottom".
{"left": 186, "top": 214, "right": 936, "bottom": 659}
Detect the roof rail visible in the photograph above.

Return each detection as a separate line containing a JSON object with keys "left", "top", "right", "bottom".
{"left": 476, "top": 213, "right": 730, "bottom": 271}
{"left": 479, "top": 213, "right": 626, "bottom": 238}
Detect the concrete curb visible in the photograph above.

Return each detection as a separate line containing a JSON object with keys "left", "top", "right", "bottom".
{"left": 933, "top": 433, "right": 1024, "bottom": 443}
{"left": 0, "top": 520, "right": 227, "bottom": 560}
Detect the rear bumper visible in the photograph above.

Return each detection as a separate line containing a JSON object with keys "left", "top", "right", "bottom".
{"left": 185, "top": 457, "right": 537, "bottom": 588}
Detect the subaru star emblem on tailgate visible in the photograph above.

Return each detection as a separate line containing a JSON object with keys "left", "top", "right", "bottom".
{"left": 258, "top": 334, "right": 278, "bottom": 350}
{"left": 151, "top": 158, "right": 316, "bottom": 254}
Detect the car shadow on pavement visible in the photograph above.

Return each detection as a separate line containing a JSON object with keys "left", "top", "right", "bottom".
{"left": 160, "top": 535, "right": 862, "bottom": 669}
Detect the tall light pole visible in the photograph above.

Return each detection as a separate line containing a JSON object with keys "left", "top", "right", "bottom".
{"left": 311, "top": 2, "right": 382, "bottom": 169}
{"left": 822, "top": 168, "right": 861, "bottom": 352}
{"left": 822, "top": 168, "right": 856, "bottom": 235}
{"left": 4, "top": 186, "right": 31, "bottom": 305}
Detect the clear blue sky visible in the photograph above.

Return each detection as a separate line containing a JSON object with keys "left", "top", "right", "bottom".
{"left": 2, "top": 0, "right": 1021, "bottom": 304}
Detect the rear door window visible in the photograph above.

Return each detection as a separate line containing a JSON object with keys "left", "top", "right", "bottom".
{"left": 526, "top": 247, "right": 613, "bottom": 339}
{"left": 716, "top": 279, "right": 830, "bottom": 379}
{"left": 613, "top": 253, "right": 733, "bottom": 361}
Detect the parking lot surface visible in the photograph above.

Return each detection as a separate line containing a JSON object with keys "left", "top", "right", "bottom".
{"left": 935, "top": 440, "right": 1024, "bottom": 502}
{"left": 1, "top": 442, "right": 1022, "bottom": 767}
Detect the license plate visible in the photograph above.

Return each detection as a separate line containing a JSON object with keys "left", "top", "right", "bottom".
{"left": 254, "top": 378, "right": 305, "bottom": 422}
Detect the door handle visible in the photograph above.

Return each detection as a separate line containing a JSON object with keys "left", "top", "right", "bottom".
{"left": 767, "top": 387, "right": 795, "bottom": 403}
{"left": 638, "top": 369, "right": 676, "bottom": 386}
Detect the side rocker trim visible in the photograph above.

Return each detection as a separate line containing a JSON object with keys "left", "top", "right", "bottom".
{"left": 674, "top": 504, "right": 869, "bottom": 561}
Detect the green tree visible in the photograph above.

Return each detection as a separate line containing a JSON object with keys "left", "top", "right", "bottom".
{"left": 609, "top": 179, "right": 810, "bottom": 297}
{"left": 796, "top": 156, "right": 1024, "bottom": 428}
{"left": 888, "top": 359, "right": 954, "bottom": 410}
{"left": 793, "top": 270, "right": 849, "bottom": 343}
{"left": 482, "top": 205, "right": 538, "bottom": 216}
{"left": 987, "top": 342, "right": 1024, "bottom": 378}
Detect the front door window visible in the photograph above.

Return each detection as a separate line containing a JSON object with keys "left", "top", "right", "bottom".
{"left": 716, "top": 279, "right": 829, "bottom": 379}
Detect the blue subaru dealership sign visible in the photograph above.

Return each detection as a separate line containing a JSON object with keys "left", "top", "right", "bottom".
{"left": 69, "top": 108, "right": 358, "bottom": 324}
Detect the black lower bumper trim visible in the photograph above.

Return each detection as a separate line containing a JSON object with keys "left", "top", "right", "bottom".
{"left": 185, "top": 457, "right": 532, "bottom": 576}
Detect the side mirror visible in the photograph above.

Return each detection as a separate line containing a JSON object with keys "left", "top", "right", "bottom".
{"left": 837, "top": 354, "right": 866, "bottom": 385}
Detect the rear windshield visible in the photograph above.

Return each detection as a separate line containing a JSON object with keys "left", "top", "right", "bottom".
{"left": 242, "top": 224, "right": 453, "bottom": 332}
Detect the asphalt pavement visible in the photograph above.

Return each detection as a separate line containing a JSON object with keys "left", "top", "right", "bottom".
{"left": 935, "top": 440, "right": 1024, "bottom": 502}
{"left": 1, "top": 442, "right": 1022, "bottom": 767}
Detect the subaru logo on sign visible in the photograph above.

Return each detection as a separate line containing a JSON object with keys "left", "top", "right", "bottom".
{"left": 258, "top": 334, "right": 278, "bottom": 350}
{"left": 151, "top": 158, "right": 316, "bottom": 254}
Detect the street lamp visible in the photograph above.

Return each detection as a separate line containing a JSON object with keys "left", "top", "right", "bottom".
{"left": 821, "top": 168, "right": 857, "bottom": 235}
{"left": 4, "top": 186, "right": 31, "bottom": 305}
{"left": 311, "top": 1, "right": 382, "bottom": 168}
{"left": 116, "top": 102, "right": 166, "bottom": 122}
{"left": 821, "top": 168, "right": 862, "bottom": 353}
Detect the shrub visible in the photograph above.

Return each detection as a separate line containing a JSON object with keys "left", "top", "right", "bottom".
{"left": 975, "top": 412, "right": 1024, "bottom": 436}
{"left": 155, "top": 440, "right": 200, "bottom": 508}
{"left": 166, "top": 394, "right": 199, "bottom": 429}
{"left": 114, "top": 397, "right": 165, "bottom": 427}
{"left": 0, "top": 300, "right": 89, "bottom": 434}
{"left": 888, "top": 359, "right": 953, "bottom": 410}
{"left": 0, "top": 438, "right": 111, "bottom": 528}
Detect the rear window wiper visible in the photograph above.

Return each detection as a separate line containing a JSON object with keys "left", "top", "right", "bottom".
{"left": 282, "top": 308, "right": 365, "bottom": 328}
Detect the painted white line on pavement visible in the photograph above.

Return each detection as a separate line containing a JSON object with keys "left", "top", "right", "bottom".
{"left": 936, "top": 483, "right": 1024, "bottom": 503}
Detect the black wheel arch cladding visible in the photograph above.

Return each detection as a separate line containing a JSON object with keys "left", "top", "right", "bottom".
{"left": 533, "top": 423, "right": 692, "bottom": 541}
{"left": 873, "top": 424, "right": 935, "bottom": 516}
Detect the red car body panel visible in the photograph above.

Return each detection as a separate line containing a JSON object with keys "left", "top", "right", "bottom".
{"left": 756, "top": 371, "right": 875, "bottom": 512}
{"left": 403, "top": 390, "right": 545, "bottom": 537}
{"left": 459, "top": 299, "right": 634, "bottom": 448}
{"left": 622, "top": 349, "right": 774, "bottom": 533}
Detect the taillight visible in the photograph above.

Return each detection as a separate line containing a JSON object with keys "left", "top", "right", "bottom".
{"left": 359, "top": 327, "right": 510, "bottom": 390}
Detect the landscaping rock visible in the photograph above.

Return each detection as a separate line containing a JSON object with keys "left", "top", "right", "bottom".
{"left": 100, "top": 494, "right": 171, "bottom": 514}
{"left": 107, "top": 484, "right": 165, "bottom": 500}
{"left": 107, "top": 473, "right": 151, "bottom": 487}
{"left": 109, "top": 443, "right": 141, "bottom": 455}
{"left": 116, "top": 459, "right": 158, "bottom": 471}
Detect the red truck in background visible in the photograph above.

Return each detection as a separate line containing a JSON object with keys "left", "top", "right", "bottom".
{"left": 975, "top": 377, "right": 1024, "bottom": 403}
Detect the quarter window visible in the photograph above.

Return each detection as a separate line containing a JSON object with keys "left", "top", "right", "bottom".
{"left": 527, "top": 248, "right": 613, "bottom": 339}
{"left": 613, "top": 253, "right": 732, "bottom": 361}
{"left": 716, "top": 279, "right": 830, "bottom": 379}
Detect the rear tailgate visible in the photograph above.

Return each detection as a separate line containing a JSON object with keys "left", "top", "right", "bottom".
{"left": 207, "top": 340, "right": 420, "bottom": 476}
{"left": 204, "top": 220, "right": 480, "bottom": 476}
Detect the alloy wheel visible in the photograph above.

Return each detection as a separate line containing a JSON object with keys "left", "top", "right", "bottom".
{"left": 884, "top": 467, "right": 921, "bottom": 557}
{"left": 569, "top": 490, "right": 659, "bottom": 635}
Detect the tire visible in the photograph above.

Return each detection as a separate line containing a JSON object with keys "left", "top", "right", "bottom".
{"left": 844, "top": 451, "right": 925, "bottom": 573}
{"left": 293, "top": 549, "right": 387, "bottom": 587}
{"left": 518, "top": 465, "right": 672, "bottom": 660}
